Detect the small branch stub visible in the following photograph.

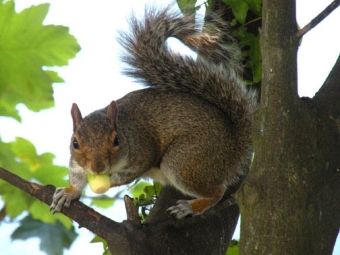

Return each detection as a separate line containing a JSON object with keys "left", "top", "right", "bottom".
{"left": 124, "top": 195, "right": 141, "bottom": 226}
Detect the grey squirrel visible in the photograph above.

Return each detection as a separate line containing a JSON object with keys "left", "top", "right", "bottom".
{"left": 50, "top": 5, "right": 256, "bottom": 219}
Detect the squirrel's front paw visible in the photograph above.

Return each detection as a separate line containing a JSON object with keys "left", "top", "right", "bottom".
{"left": 167, "top": 200, "right": 194, "bottom": 219}
{"left": 50, "top": 187, "right": 80, "bottom": 213}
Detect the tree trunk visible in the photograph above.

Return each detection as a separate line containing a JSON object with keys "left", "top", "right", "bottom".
{"left": 237, "top": 0, "right": 340, "bottom": 254}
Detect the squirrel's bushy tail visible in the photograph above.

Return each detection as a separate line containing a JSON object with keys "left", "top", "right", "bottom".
{"left": 118, "top": 5, "right": 256, "bottom": 149}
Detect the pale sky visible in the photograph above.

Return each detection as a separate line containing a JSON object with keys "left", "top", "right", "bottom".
{"left": 0, "top": 0, "right": 339, "bottom": 254}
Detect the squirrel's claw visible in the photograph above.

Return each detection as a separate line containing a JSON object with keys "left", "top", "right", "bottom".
{"left": 50, "top": 187, "right": 79, "bottom": 213}
{"left": 167, "top": 200, "right": 194, "bottom": 219}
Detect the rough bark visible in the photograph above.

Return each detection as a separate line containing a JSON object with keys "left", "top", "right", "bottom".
{"left": 237, "top": 0, "right": 340, "bottom": 254}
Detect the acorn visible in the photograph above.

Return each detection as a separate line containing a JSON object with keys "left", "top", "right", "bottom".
{"left": 87, "top": 174, "right": 110, "bottom": 194}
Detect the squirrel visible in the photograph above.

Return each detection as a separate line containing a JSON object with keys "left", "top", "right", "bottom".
{"left": 50, "top": 5, "right": 256, "bottom": 219}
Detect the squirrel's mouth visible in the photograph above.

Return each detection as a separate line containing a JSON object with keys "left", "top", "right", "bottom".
{"left": 88, "top": 168, "right": 109, "bottom": 175}
{"left": 88, "top": 159, "right": 108, "bottom": 174}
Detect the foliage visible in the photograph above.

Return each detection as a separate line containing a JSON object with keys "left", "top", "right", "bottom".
{"left": 177, "top": 0, "right": 262, "bottom": 85}
{"left": 0, "top": 0, "right": 80, "bottom": 253}
{"left": 91, "top": 235, "right": 112, "bottom": 255}
{"left": 89, "top": 194, "right": 116, "bottom": 208}
{"left": 0, "top": 137, "right": 73, "bottom": 226}
{"left": 226, "top": 240, "right": 239, "bottom": 255}
{"left": 177, "top": 0, "right": 198, "bottom": 13}
{"left": 221, "top": 0, "right": 262, "bottom": 84}
{"left": 129, "top": 181, "right": 162, "bottom": 221}
{"left": 223, "top": 0, "right": 261, "bottom": 24}
{"left": 0, "top": 0, "right": 79, "bottom": 120}
{"left": 11, "top": 215, "right": 77, "bottom": 255}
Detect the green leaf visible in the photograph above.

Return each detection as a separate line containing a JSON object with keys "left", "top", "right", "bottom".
{"left": 0, "top": 137, "right": 68, "bottom": 220}
{"left": 45, "top": 69, "right": 65, "bottom": 83}
{"left": 7, "top": 137, "right": 68, "bottom": 182}
{"left": 28, "top": 200, "right": 73, "bottom": 229}
{"left": 242, "top": 34, "right": 262, "bottom": 83}
{"left": 0, "top": 184, "right": 33, "bottom": 218}
{"left": 0, "top": 1, "right": 80, "bottom": 120}
{"left": 9, "top": 137, "right": 39, "bottom": 169}
{"left": 177, "top": 0, "right": 197, "bottom": 14}
{"left": 223, "top": 0, "right": 249, "bottom": 24}
{"left": 232, "top": 25, "right": 261, "bottom": 84}
{"left": 130, "top": 181, "right": 162, "bottom": 202}
{"left": 0, "top": 138, "right": 20, "bottom": 171}
{"left": 90, "top": 195, "right": 115, "bottom": 209}
{"left": 129, "top": 181, "right": 162, "bottom": 221}
{"left": 129, "top": 181, "right": 151, "bottom": 198}
{"left": 226, "top": 240, "right": 239, "bottom": 255}
{"left": 144, "top": 184, "right": 159, "bottom": 197}
{"left": 245, "top": 0, "right": 261, "bottom": 14}
{"left": 7, "top": 137, "right": 44, "bottom": 179}
{"left": 11, "top": 215, "right": 78, "bottom": 255}
{"left": 91, "top": 236, "right": 112, "bottom": 255}
{"left": 251, "top": 61, "right": 262, "bottom": 83}
{"left": 0, "top": 137, "right": 37, "bottom": 219}
{"left": 34, "top": 164, "right": 69, "bottom": 187}
{"left": 91, "top": 235, "right": 108, "bottom": 248}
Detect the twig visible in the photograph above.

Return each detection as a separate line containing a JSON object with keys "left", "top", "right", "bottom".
{"left": 296, "top": 0, "right": 340, "bottom": 39}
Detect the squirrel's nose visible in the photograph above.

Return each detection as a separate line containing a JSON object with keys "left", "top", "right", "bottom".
{"left": 91, "top": 160, "right": 105, "bottom": 173}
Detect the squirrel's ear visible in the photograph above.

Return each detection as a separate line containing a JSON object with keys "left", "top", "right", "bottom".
{"left": 71, "top": 103, "right": 83, "bottom": 132}
{"left": 107, "top": 101, "right": 118, "bottom": 128}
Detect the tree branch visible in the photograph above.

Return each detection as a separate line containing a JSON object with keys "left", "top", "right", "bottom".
{"left": 0, "top": 166, "right": 240, "bottom": 254}
{"left": 296, "top": 0, "right": 340, "bottom": 39}
{"left": 0, "top": 167, "right": 120, "bottom": 240}
{"left": 316, "top": 54, "right": 340, "bottom": 95}
{"left": 313, "top": 54, "right": 340, "bottom": 115}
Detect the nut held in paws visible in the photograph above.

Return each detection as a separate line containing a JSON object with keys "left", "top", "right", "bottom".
{"left": 87, "top": 174, "right": 110, "bottom": 194}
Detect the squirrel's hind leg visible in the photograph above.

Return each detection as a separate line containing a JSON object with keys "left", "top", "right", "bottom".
{"left": 161, "top": 138, "right": 227, "bottom": 219}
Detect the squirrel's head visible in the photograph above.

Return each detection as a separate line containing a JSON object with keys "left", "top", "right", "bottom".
{"left": 70, "top": 101, "right": 121, "bottom": 174}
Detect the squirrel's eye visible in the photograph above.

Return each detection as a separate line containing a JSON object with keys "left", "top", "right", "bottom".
{"left": 73, "top": 139, "right": 80, "bottom": 149}
{"left": 113, "top": 135, "right": 119, "bottom": 147}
